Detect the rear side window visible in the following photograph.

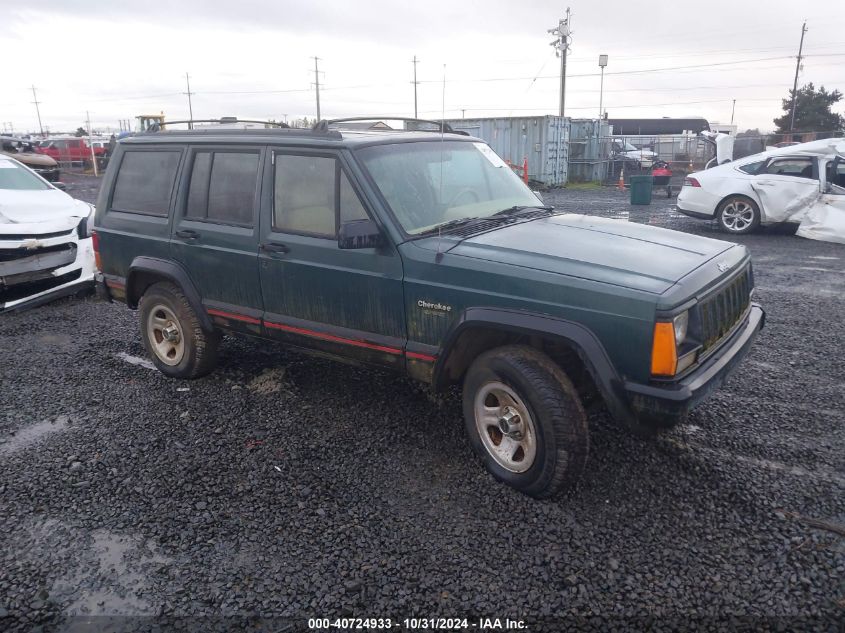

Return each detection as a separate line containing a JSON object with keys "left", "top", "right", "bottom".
{"left": 738, "top": 160, "right": 764, "bottom": 175}
{"left": 111, "top": 150, "right": 181, "bottom": 216}
{"left": 185, "top": 151, "right": 259, "bottom": 225}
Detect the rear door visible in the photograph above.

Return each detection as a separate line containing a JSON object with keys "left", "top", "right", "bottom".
{"left": 751, "top": 156, "right": 821, "bottom": 222}
{"left": 171, "top": 146, "right": 264, "bottom": 333}
{"left": 257, "top": 148, "right": 405, "bottom": 368}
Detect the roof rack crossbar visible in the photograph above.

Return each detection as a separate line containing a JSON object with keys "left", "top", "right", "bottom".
{"left": 312, "top": 116, "right": 462, "bottom": 134}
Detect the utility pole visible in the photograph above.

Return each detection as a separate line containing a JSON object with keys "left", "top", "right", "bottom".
{"left": 312, "top": 57, "right": 322, "bottom": 121}
{"left": 789, "top": 20, "right": 808, "bottom": 132}
{"left": 86, "top": 111, "right": 98, "bottom": 177}
{"left": 548, "top": 9, "right": 571, "bottom": 119}
{"left": 412, "top": 56, "right": 419, "bottom": 118}
{"left": 598, "top": 54, "right": 608, "bottom": 121}
{"left": 31, "top": 85, "right": 44, "bottom": 137}
{"left": 184, "top": 72, "right": 195, "bottom": 130}
{"left": 730, "top": 99, "right": 736, "bottom": 125}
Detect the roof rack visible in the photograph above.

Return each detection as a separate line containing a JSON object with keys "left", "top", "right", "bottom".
{"left": 145, "top": 118, "right": 290, "bottom": 132}
{"left": 312, "top": 117, "right": 468, "bottom": 135}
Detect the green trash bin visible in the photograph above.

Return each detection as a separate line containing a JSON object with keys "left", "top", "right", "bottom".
{"left": 629, "top": 175, "right": 654, "bottom": 205}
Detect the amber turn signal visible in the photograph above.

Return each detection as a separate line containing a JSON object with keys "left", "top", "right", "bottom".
{"left": 651, "top": 321, "right": 677, "bottom": 376}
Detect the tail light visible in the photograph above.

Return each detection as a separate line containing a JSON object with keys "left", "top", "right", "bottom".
{"left": 92, "top": 230, "right": 102, "bottom": 271}
{"left": 683, "top": 177, "right": 701, "bottom": 188}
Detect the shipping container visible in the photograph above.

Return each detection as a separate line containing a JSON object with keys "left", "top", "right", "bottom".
{"left": 444, "top": 116, "right": 570, "bottom": 186}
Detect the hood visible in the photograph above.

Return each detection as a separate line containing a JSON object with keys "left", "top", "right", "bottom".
{"left": 0, "top": 189, "right": 90, "bottom": 231}
{"left": 445, "top": 214, "right": 735, "bottom": 294}
{"left": 0, "top": 150, "right": 57, "bottom": 167}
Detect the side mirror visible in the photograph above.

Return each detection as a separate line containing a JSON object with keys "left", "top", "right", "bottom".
{"left": 338, "top": 219, "right": 384, "bottom": 250}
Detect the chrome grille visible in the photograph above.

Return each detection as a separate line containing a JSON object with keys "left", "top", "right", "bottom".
{"left": 699, "top": 266, "right": 752, "bottom": 351}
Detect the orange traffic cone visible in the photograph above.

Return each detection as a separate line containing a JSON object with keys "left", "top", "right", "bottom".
{"left": 617, "top": 167, "right": 625, "bottom": 191}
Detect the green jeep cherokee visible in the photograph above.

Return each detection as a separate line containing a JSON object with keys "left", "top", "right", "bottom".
{"left": 94, "top": 118, "right": 765, "bottom": 499}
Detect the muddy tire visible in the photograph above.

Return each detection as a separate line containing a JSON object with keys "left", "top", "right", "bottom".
{"left": 717, "top": 195, "right": 760, "bottom": 234}
{"left": 462, "top": 345, "right": 589, "bottom": 499}
{"left": 138, "top": 281, "right": 220, "bottom": 379}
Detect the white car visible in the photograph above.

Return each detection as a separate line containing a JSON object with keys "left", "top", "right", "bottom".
{"left": 0, "top": 154, "right": 96, "bottom": 311}
{"left": 677, "top": 139, "right": 845, "bottom": 236}
{"left": 612, "top": 140, "right": 658, "bottom": 168}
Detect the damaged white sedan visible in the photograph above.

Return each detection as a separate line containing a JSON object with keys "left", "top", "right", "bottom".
{"left": 677, "top": 139, "right": 845, "bottom": 241}
{"left": 0, "top": 155, "right": 96, "bottom": 312}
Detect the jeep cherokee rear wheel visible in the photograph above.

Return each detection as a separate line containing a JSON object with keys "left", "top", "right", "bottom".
{"left": 462, "top": 345, "right": 589, "bottom": 499}
{"left": 138, "top": 281, "right": 220, "bottom": 379}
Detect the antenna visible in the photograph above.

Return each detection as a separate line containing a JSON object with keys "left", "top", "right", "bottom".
{"left": 436, "top": 64, "right": 446, "bottom": 263}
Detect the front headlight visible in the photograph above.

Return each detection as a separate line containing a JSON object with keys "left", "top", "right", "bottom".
{"left": 77, "top": 203, "right": 95, "bottom": 239}
{"left": 673, "top": 311, "right": 689, "bottom": 345}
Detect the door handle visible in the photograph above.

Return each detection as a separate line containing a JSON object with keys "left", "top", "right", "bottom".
{"left": 260, "top": 242, "right": 289, "bottom": 254}
{"left": 175, "top": 229, "right": 200, "bottom": 240}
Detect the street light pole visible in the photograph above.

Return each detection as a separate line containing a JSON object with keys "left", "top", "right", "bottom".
{"left": 598, "top": 54, "right": 608, "bottom": 121}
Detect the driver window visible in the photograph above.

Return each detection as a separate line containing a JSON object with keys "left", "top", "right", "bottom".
{"left": 763, "top": 158, "right": 816, "bottom": 180}
{"left": 273, "top": 155, "right": 336, "bottom": 237}
{"left": 827, "top": 162, "right": 845, "bottom": 193}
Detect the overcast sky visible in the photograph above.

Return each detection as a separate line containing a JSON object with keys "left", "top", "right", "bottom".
{"left": 3, "top": 0, "right": 844, "bottom": 135}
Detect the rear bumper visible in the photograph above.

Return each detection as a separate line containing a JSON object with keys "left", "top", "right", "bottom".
{"left": 623, "top": 304, "right": 765, "bottom": 425}
{"left": 676, "top": 187, "right": 720, "bottom": 218}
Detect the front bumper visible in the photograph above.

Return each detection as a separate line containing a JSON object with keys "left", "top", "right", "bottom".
{"left": 32, "top": 167, "right": 61, "bottom": 182}
{"left": 0, "top": 234, "right": 96, "bottom": 312}
{"left": 623, "top": 304, "right": 765, "bottom": 425}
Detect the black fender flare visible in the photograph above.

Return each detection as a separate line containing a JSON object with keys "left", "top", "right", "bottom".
{"left": 433, "top": 307, "right": 636, "bottom": 426}
{"left": 126, "top": 256, "right": 214, "bottom": 333}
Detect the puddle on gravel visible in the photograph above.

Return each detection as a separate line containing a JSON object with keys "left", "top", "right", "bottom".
{"left": 15, "top": 517, "right": 171, "bottom": 617}
{"left": 115, "top": 352, "right": 156, "bottom": 371}
{"left": 0, "top": 415, "right": 70, "bottom": 456}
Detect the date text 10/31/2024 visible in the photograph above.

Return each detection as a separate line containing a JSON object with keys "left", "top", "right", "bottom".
{"left": 308, "top": 617, "right": 528, "bottom": 630}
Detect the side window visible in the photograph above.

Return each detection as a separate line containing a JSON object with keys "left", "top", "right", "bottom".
{"left": 340, "top": 170, "right": 369, "bottom": 223}
{"left": 764, "top": 158, "right": 815, "bottom": 179}
{"left": 111, "top": 150, "right": 181, "bottom": 216}
{"left": 185, "top": 152, "right": 211, "bottom": 219}
{"left": 738, "top": 160, "right": 765, "bottom": 175}
{"left": 273, "top": 155, "right": 336, "bottom": 237}
{"left": 185, "top": 151, "right": 259, "bottom": 225}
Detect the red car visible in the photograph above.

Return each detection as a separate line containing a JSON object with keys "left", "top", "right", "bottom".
{"left": 37, "top": 138, "right": 104, "bottom": 163}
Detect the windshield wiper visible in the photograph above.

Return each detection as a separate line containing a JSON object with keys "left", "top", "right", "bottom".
{"left": 492, "top": 205, "right": 554, "bottom": 217}
{"left": 416, "top": 216, "right": 494, "bottom": 236}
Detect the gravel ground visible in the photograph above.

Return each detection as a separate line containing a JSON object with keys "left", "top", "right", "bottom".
{"left": 1, "top": 174, "right": 843, "bottom": 631}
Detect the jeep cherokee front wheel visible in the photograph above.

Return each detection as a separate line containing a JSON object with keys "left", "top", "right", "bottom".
{"left": 462, "top": 345, "right": 589, "bottom": 499}
{"left": 138, "top": 281, "right": 220, "bottom": 379}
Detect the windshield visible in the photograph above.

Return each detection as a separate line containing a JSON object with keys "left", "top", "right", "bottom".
{"left": 357, "top": 141, "right": 542, "bottom": 235}
{"left": 0, "top": 159, "right": 52, "bottom": 190}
